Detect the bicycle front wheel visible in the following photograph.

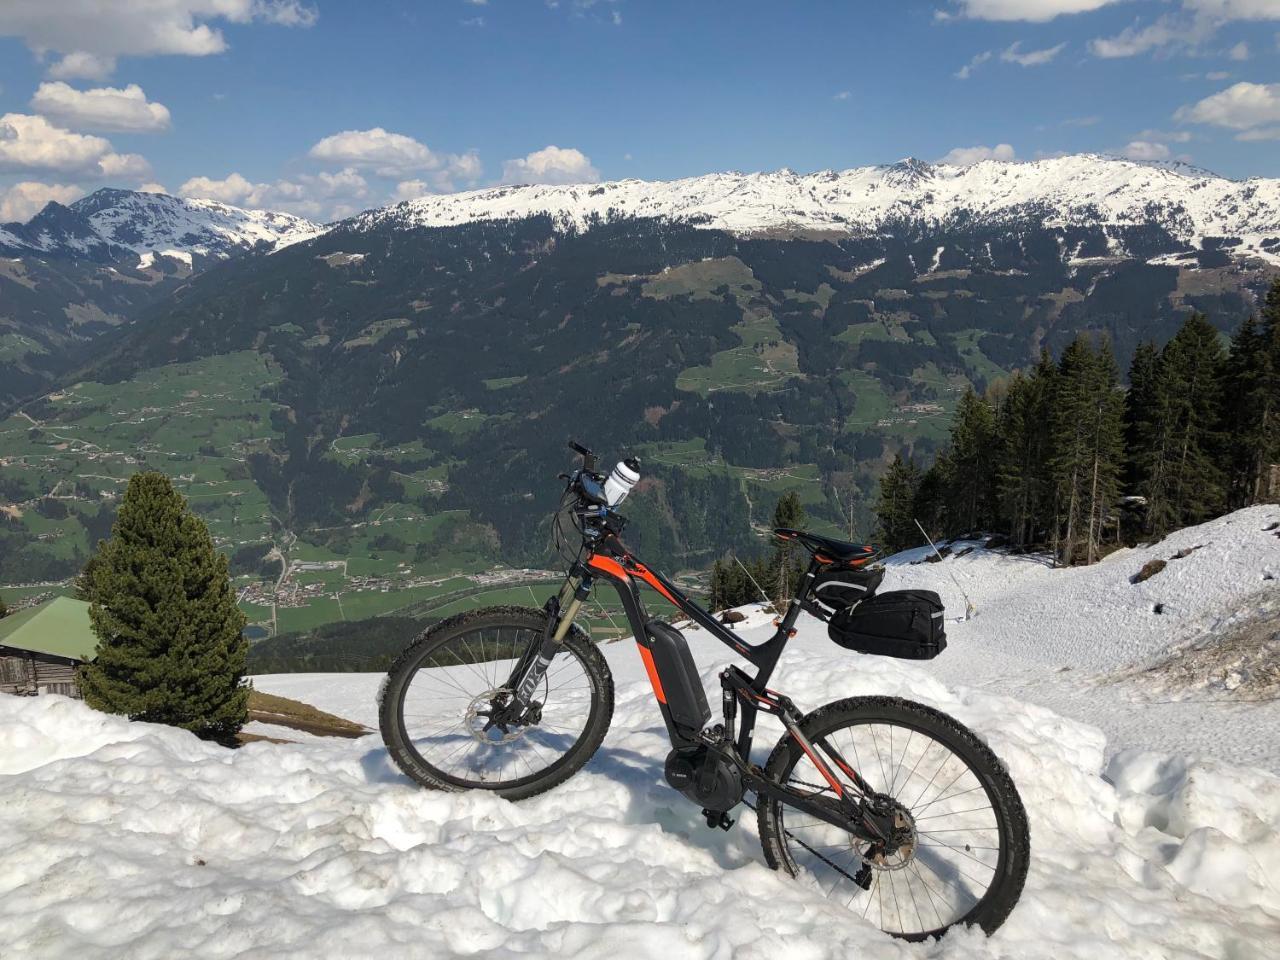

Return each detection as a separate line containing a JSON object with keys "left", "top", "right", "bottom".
{"left": 757, "top": 696, "right": 1029, "bottom": 940}
{"left": 377, "top": 605, "right": 614, "bottom": 801}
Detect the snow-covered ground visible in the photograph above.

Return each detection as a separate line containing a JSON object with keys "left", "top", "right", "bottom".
{"left": 2, "top": 507, "right": 1278, "bottom": 957}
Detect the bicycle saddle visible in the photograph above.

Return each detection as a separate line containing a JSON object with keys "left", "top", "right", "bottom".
{"left": 774, "top": 528, "right": 879, "bottom": 565}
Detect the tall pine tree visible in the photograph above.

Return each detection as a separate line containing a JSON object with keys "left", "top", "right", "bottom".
{"left": 768, "top": 491, "right": 807, "bottom": 605}
{"left": 1051, "top": 335, "right": 1124, "bottom": 564}
{"left": 995, "top": 352, "right": 1057, "bottom": 548}
{"left": 945, "top": 389, "right": 998, "bottom": 534}
{"left": 1222, "top": 280, "right": 1280, "bottom": 506}
{"left": 874, "top": 452, "right": 921, "bottom": 553}
{"left": 79, "top": 472, "right": 249, "bottom": 739}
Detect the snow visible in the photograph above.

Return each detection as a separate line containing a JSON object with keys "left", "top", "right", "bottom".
{"left": 3, "top": 508, "right": 1280, "bottom": 957}
{"left": 1, "top": 188, "right": 323, "bottom": 261}
{"left": 347, "top": 155, "right": 1280, "bottom": 266}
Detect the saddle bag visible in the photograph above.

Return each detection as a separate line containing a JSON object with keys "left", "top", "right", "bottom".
{"left": 827, "top": 589, "right": 947, "bottom": 660}
{"left": 810, "top": 562, "right": 885, "bottom": 612}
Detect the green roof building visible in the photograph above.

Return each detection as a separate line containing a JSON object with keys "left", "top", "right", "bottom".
{"left": 0, "top": 597, "right": 98, "bottom": 697}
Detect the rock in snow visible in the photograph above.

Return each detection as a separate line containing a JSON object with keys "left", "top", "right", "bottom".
{"left": 4, "top": 506, "right": 1280, "bottom": 958}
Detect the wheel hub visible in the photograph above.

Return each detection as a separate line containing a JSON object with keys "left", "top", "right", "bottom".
{"left": 465, "top": 688, "right": 528, "bottom": 744}
{"left": 858, "top": 800, "right": 918, "bottom": 872}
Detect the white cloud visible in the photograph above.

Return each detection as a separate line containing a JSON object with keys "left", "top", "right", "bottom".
{"left": 461, "top": 16, "right": 485, "bottom": 27}
{"left": 392, "top": 180, "right": 430, "bottom": 203}
{"left": 0, "top": 112, "right": 149, "bottom": 179}
{"left": 1235, "top": 125, "right": 1280, "bottom": 139}
{"left": 946, "top": 1, "right": 1122, "bottom": 21}
{"left": 1001, "top": 40, "right": 1068, "bottom": 65}
{"left": 1090, "top": 16, "right": 1188, "bottom": 57}
{"left": 178, "top": 166, "right": 370, "bottom": 219}
{"left": 1207, "top": 70, "right": 1232, "bottom": 79}
{"left": 0, "top": 180, "right": 83, "bottom": 221}
{"left": 1134, "top": 128, "right": 1193, "bottom": 142}
{"left": 30, "top": 82, "right": 171, "bottom": 133}
{"left": 1089, "top": 1, "right": 1280, "bottom": 59}
{"left": 955, "top": 50, "right": 993, "bottom": 79}
{"left": 833, "top": 90, "right": 852, "bottom": 101}
{"left": 1184, "top": 1, "right": 1280, "bottom": 19}
{"left": 1119, "top": 140, "right": 1172, "bottom": 160}
{"left": 938, "top": 143, "right": 1016, "bottom": 165}
{"left": 0, "top": 1, "right": 316, "bottom": 78}
{"left": 500, "top": 145, "right": 600, "bottom": 185}
{"left": 1176, "top": 81, "right": 1280, "bottom": 134}
{"left": 138, "top": 182, "right": 168, "bottom": 194}
{"left": 307, "top": 128, "right": 480, "bottom": 189}
{"left": 47, "top": 51, "right": 115, "bottom": 81}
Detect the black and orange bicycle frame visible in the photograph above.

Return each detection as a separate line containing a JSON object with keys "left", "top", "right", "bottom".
{"left": 506, "top": 526, "right": 896, "bottom": 840}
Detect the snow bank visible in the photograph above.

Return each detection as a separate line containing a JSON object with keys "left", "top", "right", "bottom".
{"left": 5, "top": 647, "right": 1280, "bottom": 958}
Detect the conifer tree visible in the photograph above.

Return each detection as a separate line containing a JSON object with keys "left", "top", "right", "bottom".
{"left": 1051, "top": 335, "right": 1124, "bottom": 564}
{"left": 1160, "top": 313, "right": 1226, "bottom": 529}
{"left": 1222, "top": 280, "right": 1280, "bottom": 506}
{"left": 1123, "top": 340, "right": 1162, "bottom": 493}
{"left": 995, "top": 352, "right": 1057, "bottom": 548}
{"left": 79, "top": 472, "right": 249, "bottom": 739}
{"left": 768, "top": 491, "right": 807, "bottom": 605}
{"left": 945, "top": 389, "right": 998, "bottom": 534}
{"left": 874, "top": 452, "right": 922, "bottom": 553}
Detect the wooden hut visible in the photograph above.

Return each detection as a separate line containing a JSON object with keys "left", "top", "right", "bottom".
{"left": 0, "top": 597, "right": 98, "bottom": 697}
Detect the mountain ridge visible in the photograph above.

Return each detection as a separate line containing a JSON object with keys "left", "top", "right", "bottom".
{"left": 0, "top": 188, "right": 323, "bottom": 264}
{"left": 345, "top": 154, "right": 1280, "bottom": 265}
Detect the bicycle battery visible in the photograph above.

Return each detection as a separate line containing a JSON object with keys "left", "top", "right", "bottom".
{"left": 645, "top": 619, "right": 710, "bottom": 738}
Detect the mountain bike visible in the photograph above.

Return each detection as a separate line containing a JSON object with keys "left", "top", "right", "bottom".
{"left": 379, "top": 442, "right": 1029, "bottom": 940}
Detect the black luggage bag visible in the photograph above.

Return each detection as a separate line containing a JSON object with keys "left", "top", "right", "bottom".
{"left": 827, "top": 589, "right": 947, "bottom": 660}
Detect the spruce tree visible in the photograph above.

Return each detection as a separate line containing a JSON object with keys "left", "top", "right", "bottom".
{"left": 945, "top": 389, "right": 998, "bottom": 534}
{"left": 1051, "top": 335, "right": 1124, "bottom": 564}
{"left": 1160, "top": 313, "right": 1226, "bottom": 529}
{"left": 995, "top": 354, "right": 1056, "bottom": 548}
{"left": 1222, "top": 280, "right": 1280, "bottom": 506}
{"left": 874, "top": 452, "right": 922, "bottom": 553}
{"left": 768, "top": 491, "right": 807, "bottom": 605}
{"left": 79, "top": 472, "right": 249, "bottom": 739}
{"left": 1124, "top": 341, "right": 1162, "bottom": 494}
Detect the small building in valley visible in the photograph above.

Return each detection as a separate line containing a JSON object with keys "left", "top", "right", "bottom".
{"left": 0, "top": 597, "right": 98, "bottom": 697}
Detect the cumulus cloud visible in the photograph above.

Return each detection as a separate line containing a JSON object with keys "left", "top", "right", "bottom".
{"left": 0, "top": 1, "right": 316, "bottom": 78}
{"left": 939, "top": 143, "right": 1016, "bottom": 165}
{"left": 1119, "top": 140, "right": 1173, "bottom": 160}
{"left": 945, "top": 1, "right": 1122, "bottom": 21}
{"left": 1001, "top": 40, "right": 1068, "bottom": 65}
{"left": 30, "top": 82, "right": 171, "bottom": 133}
{"left": 138, "top": 182, "right": 168, "bottom": 194}
{"left": 833, "top": 90, "right": 852, "bottom": 101}
{"left": 500, "top": 145, "right": 600, "bottom": 185}
{"left": 307, "top": 127, "right": 481, "bottom": 189}
{"left": 178, "top": 166, "right": 369, "bottom": 219}
{"left": 955, "top": 50, "right": 993, "bottom": 79}
{"left": 0, "top": 180, "right": 83, "bottom": 221}
{"left": 46, "top": 51, "right": 115, "bottom": 81}
{"left": 1176, "top": 81, "right": 1280, "bottom": 136}
{"left": 0, "top": 112, "right": 149, "bottom": 179}
{"left": 1227, "top": 40, "right": 1250, "bottom": 59}
{"left": 1090, "top": 16, "right": 1188, "bottom": 57}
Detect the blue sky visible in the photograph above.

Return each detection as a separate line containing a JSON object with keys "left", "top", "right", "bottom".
{"left": 1, "top": 1, "right": 1278, "bottom": 222}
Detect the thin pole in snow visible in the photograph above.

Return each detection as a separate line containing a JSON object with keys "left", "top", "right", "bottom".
{"left": 914, "top": 519, "right": 976, "bottom": 620}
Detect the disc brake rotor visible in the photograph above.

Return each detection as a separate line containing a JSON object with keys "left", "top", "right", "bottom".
{"left": 464, "top": 688, "right": 529, "bottom": 745}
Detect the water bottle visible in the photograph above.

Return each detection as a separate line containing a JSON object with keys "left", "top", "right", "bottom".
{"left": 603, "top": 458, "right": 641, "bottom": 506}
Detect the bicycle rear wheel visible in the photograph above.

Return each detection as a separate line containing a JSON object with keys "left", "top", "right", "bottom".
{"left": 757, "top": 696, "right": 1029, "bottom": 940}
{"left": 378, "top": 605, "right": 613, "bottom": 801}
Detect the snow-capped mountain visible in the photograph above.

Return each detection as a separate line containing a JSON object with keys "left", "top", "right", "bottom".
{"left": 0, "top": 188, "right": 323, "bottom": 265}
{"left": 349, "top": 154, "right": 1280, "bottom": 264}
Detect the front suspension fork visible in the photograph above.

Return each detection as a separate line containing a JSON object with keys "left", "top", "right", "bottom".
{"left": 508, "top": 574, "right": 591, "bottom": 706}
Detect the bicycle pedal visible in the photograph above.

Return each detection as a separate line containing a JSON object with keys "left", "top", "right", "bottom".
{"left": 702, "top": 808, "right": 735, "bottom": 831}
